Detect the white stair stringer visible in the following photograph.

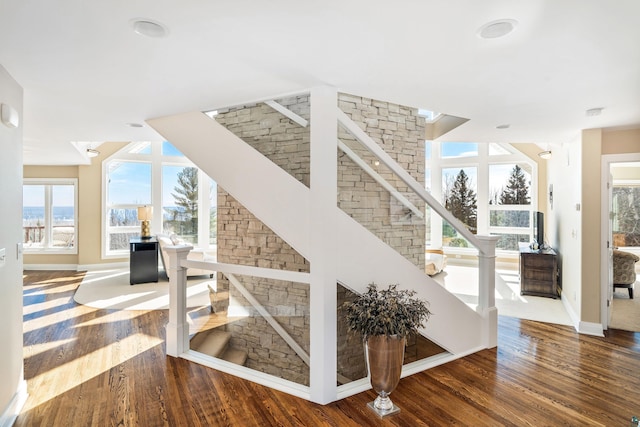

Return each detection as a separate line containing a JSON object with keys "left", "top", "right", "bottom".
{"left": 147, "top": 111, "right": 486, "bottom": 356}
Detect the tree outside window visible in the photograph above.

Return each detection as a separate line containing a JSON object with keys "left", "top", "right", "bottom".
{"left": 443, "top": 168, "right": 477, "bottom": 247}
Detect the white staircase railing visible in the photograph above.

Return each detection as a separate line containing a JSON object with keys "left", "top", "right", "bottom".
{"left": 148, "top": 89, "right": 498, "bottom": 405}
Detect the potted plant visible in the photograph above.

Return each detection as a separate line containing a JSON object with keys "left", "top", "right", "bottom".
{"left": 345, "top": 283, "right": 432, "bottom": 417}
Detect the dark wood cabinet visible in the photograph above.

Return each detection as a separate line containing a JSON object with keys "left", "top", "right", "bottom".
{"left": 519, "top": 245, "right": 558, "bottom": 299}
{"left": 130, "top": 236, "right": 159, "bottom": 285}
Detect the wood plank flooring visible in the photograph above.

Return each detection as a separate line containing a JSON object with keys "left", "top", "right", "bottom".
{"left": 18, "top": 270, "right": 640, "bottom": 426}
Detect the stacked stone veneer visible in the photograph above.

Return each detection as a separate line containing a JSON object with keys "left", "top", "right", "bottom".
{"left": 337, "top": 93, "right": 426, "bottom": 268}
{"left": 213, "top": 92, "right": 427, "bottom": 386}
{"left": 215, "top": 95, "right": 311, "bottom": 385}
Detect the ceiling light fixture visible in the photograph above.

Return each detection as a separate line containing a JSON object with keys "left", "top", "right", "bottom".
{"left": 126, "top": 122, "right": 143, "bottom": 128}
{"left": 538, "top": 150, "right": 552, "bottom": 160}
{"left": 496, "top": 124, "right": 510, "bottom": 129}
{"left": 86, "top": 148, "right": 100, "bottom": 158}
{"left": 586, "top": 107, "right": 604, "bottom": 117}
{"left": 478, "top": 19, "right": 518, "bottom": 39}
{"left": 131, "top": 19, "right": 169, "bottom": 38}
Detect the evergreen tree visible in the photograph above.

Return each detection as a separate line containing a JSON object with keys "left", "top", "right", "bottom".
{"left": 499, "top": 165, "right": 530, "bottom": 205}
{"left": 445, "top": 169, "right": 477, "bottom": 233}
{"left": 172, "top": 167, "right": 198, "bottom": 236}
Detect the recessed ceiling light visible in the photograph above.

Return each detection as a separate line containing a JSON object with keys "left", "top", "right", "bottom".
{"left": 126, "top": 122, "right": 144, "bottom": 128}
{"left": 538, "top": 150, "right": 552, "bottom": 160}
{"left": 586, "top": 107, "right": 604, "bottom": 117}
{"left": 478, "top": 19, "right": 518, "bottom": 39}
{"left": 496, "top": 124, "right": 510, "bottom": 129}
{"left": 131, "top": 19, "right": 169, "bottom": 38}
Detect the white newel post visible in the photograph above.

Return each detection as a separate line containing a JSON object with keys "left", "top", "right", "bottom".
{"left": 309, "top": 86, "right": 338, "bottom": 404}
{"left": 165, "top": 245, "right": 192, "bottom": 357}
{"left": 476, "top": 235, "right": 499, "bottom": 349}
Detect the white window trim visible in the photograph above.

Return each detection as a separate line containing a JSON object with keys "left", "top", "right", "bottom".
{"left": 23, "top": 178, "right": 78, "bottom": 255}
{"left": 428, "top": 142, "right": 538, "bottom": 255}
{"left": 102, "top": 141, "right": 214, "bottom": 259}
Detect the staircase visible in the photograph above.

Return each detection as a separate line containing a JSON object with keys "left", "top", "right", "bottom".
{"left": 190, "top": 329, "right": 248, "bottom": 366}
{"left": 149, "top": 90, "right": 497, "bottom": 404}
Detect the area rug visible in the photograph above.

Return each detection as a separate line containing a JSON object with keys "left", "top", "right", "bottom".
{"left": 609, "top": 287, "right": 640, "bottom": 332}
{"left": 74, "top": 267, "right": 212, "bottom": 311}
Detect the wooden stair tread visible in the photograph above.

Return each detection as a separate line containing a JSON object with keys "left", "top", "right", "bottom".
{"left": 190, "top": 329, "right": 231, "bottom": 358}
{"left": 220, "top": 347, "right": 248, "bottom": 365}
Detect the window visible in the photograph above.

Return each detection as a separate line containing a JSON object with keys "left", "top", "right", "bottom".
{"left": 103, "top": 141, "right": 216, "bottom": 258}
{"left": 23, "top": 178, "right": 78, "bottom": 253}
{"left": 426, "top": 142, "right": 537, "bottom": 253}
{"left": 612, "top": 183, "right": 640, "bottom": 248}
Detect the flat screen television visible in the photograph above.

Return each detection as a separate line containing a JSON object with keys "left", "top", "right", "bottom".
{"left": 533, "top": 211, "right": 544, "bottom": 246}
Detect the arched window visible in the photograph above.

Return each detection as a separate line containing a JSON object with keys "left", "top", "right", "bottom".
{"left": 102, "top": 141, "right": 216, "bottom": 258}
{"left": 426, "top": 141, "right": 537, "bottom": 253}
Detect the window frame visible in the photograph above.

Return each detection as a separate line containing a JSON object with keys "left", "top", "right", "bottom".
{"left": 427, "top": 142, "right": 538, "bottom": 256}
{"left": 102, "top": 141, "right": 215, "bottom": 259}
{"left": 23, "top": 178, "right": 79, "bottom": 254}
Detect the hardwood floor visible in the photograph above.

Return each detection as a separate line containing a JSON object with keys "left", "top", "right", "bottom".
{"left": 18, "top": 270, "right": 640, "bottom": 426}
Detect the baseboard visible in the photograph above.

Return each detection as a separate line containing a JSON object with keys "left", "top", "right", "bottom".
{"left": 24, "top": 262, "right": 129, "bottom": 272}
{"left": 23, "top": 263, "right": 78, "bottom": 271}
{"left": 77, "top": 262, "right": 128, "bottom": 271}
{"left": 561, "top": 294, "right": 604, "bottom": 336}
{"left": 577, "top": 321, "right": 604, "bottom": 337}
{"left": 0, "top": 380, "right": 27, "bottom": 427}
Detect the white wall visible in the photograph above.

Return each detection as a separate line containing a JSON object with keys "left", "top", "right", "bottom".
{"left": 547, "top": 136, "right": 583, "bottom": 323}
{"left": 0, "top": 65, "right": 26, "bottom": 422}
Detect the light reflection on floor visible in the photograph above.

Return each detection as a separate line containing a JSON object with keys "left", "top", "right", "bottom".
{"left": 432, "top": 263, "right": 573, "bottom": 326}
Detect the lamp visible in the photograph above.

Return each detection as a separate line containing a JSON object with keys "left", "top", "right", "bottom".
{"left": 137, "top": 206, "right": 153, "bottom": 238}
{"left": 538, "top": 150, "right": 552, "bottom": 160}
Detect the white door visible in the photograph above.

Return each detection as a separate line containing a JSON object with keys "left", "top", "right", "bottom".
{"left": 607, "top": 173, "right": 614, "bottom": 327}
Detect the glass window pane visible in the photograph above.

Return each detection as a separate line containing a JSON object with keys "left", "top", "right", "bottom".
{"left": 108, "top": 162, "right": 151, "bottom": 205}
{"left": 489, "top": 164, "right": 531, "bottom": 205}
{"left": 23, "top": 185, "right": 45, "bottom": 246}
{"left": 162, "top": 141, "right": 185, "bottom": 157}
{"left": 494, "top": 233, "right": 530, "bottom": 251}
{"left": 52, "top": 185, "right": 75, "bottom": 247}
{"left": 490, "top": 210, "right": 531, "bottom": 228}
{"left": 163, "top": 166, "right": 198, "bottom": 242}
{"left": 489, "top": 143, "right": 511, "bottom": 156}
{"left": 612, "top": 186, "right": 640, "bottom": 247}
{"left": 442, "top": 167, "right": 477, "bottom": 235}
{"left": 109, "top": 232, "right": 139, "bottom": 251}
{"left": 210, "top": 178, "right": 217, "bottom": 246}
{"left": 441, "top": 142, "right": 478, "bottom": 158}
{"left": 108, "top": 208, "right": 139, "bottom": 227}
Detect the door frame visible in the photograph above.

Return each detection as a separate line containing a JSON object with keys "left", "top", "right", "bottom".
{"left": 600, "top": 153, "right": 640, "bottom": 329}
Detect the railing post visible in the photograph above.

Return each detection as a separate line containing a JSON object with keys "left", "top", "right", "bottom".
{"left": 476, "top": 235, "right": 500, "bottom": 349}
{"left": 165, "top": 245, "right": 192, "bottom": 357}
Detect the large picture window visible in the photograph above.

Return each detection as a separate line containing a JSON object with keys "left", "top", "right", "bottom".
{"left": 427, "top": 142, "right": 537, "bottom": 253}
{"left": 103, "top": 141, "right": 216, "bottom": 258}
{"left": 23, "top": 179, "right": 78, "bottom": 253}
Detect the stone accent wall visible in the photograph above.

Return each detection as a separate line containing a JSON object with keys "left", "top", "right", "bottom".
{"left": 214, "top": 92, "right": 427, "bottom": 386}
{"left": 215, "top": 95, "right": 311, "bottom": 385}
{"left": 337, "top": 284, "right": 367, "bottom": 381}
{"left": 337, "top": 93, "right": 426, "bottom": 268}
{"left": 215, "top": 95, "right": 310, "bottom": 187}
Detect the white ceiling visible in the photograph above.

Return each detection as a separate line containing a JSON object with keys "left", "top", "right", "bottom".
{"left": 1, "top": 0, "right": 639, "bottom": 165}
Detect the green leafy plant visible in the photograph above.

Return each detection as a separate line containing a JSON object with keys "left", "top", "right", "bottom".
{"left": 345, "top": 284, "right": 432, "bottom": 340}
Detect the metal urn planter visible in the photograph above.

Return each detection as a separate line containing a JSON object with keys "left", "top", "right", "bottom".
{"left": 344, "top": 284, "right": 432, "bottom": 419}
{"left": 366, "top": 335, "right": 405, "bottom": 417}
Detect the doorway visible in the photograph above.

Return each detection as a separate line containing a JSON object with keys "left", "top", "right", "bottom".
{"left": 601, "top": 154, "right": 640, "bottom": 331}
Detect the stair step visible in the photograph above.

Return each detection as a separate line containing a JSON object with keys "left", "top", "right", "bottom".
{"left": 219, "top": 347, "right": 248, "bottom": 366}
{"left": 190, "top": 329, "right": 231, "bottom": 358}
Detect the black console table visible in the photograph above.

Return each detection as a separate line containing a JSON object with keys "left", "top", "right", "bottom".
{"left": 129, "top": 236, "right": 158, "bottom": 285}
{"left": 519, "top": 244, "right": 558, "bottom": 299}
